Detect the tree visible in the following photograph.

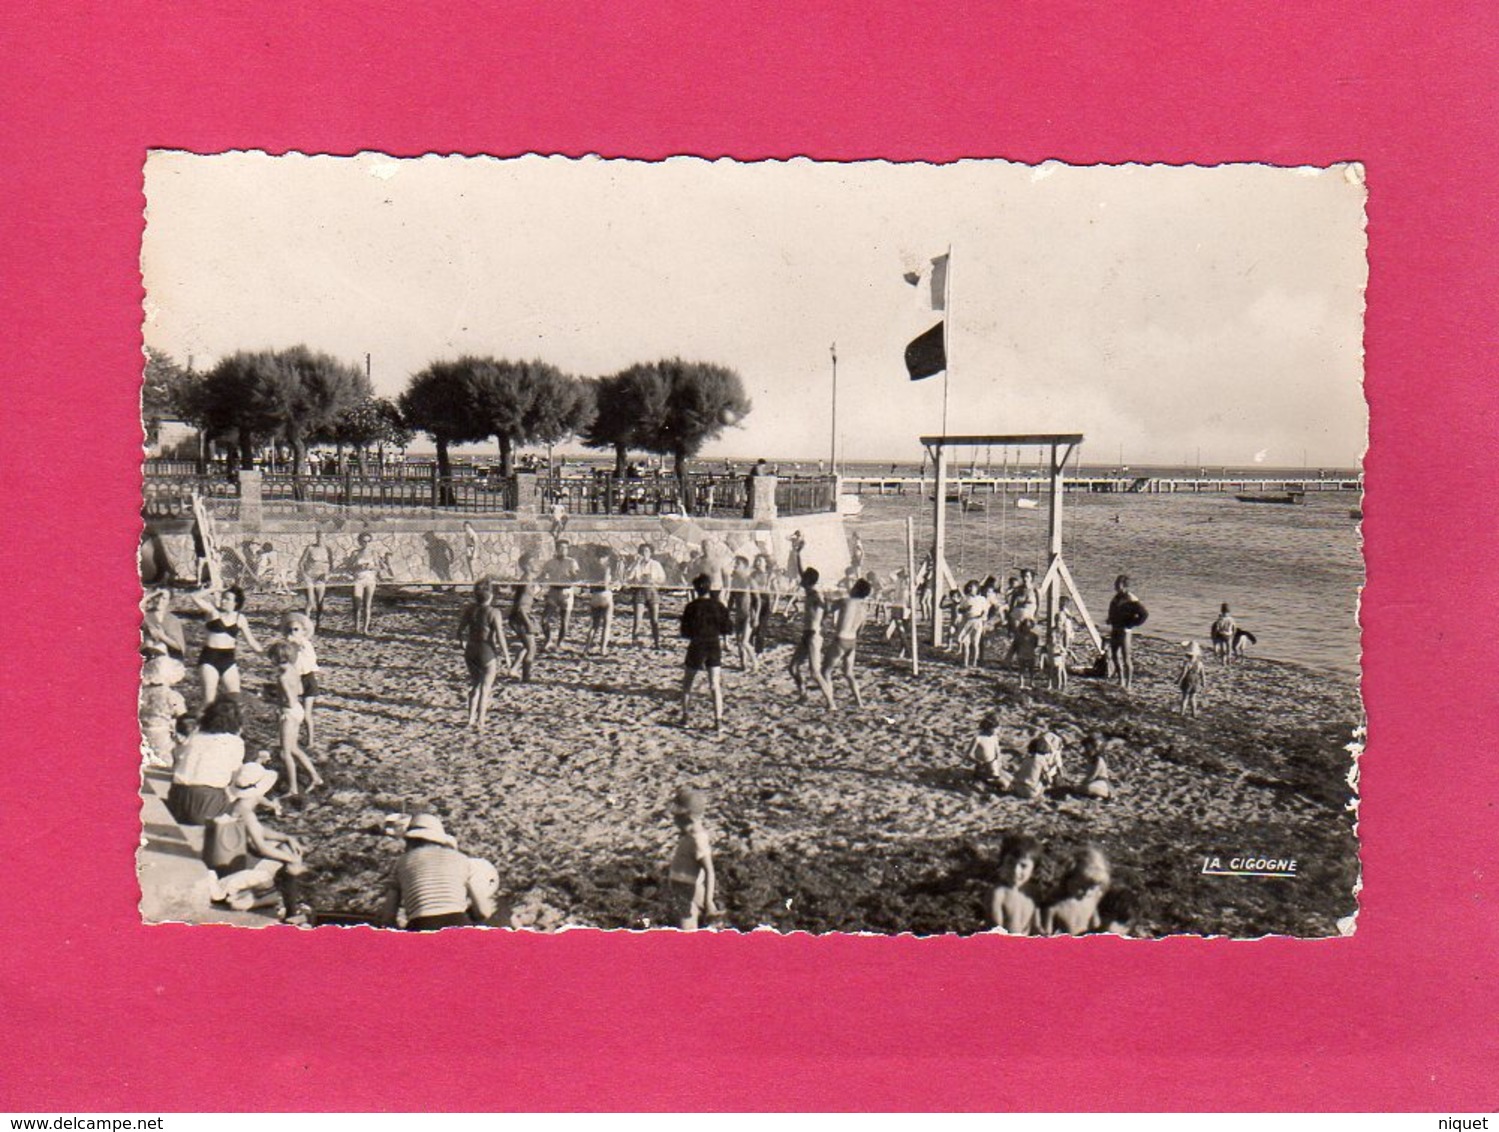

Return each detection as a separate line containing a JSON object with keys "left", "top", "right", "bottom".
{"left": 202, "top": 347, "right": 371, "bottom": 477}
{"left": 141, "top": 347, "right": 187, "bottom": 427}
{"left": 398, "top": 361, "right": 491, "bottom": 489}
{"left": 200, "top": 352, "right": 266, "bottom": 471}
{"left": 322, "top": 395, "right": 415, "bottom": 474}
{"left": 581, "top": 365, "right": 669, "bottom": 477}
{"left": 245, "top": 347, "right": 372, "bottom": 479}
{"left": 468, "top": 358, "right": 594, "bottom": 476}
{"left": 634, "top": 359, "right": 752, "bottom": 509}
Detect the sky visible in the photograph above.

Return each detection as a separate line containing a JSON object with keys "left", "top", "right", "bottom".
{"left": 142, "top": 154, "right": 1368, "bottom": 468}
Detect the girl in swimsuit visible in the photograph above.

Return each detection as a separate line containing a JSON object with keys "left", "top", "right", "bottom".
{"left": 458, "top": 579, "right": 510, "bottom": 729}
{"left": 189, "top": 585, "right": 264, "bottom": 704}
{"left": 266, "top": 640, "right": 323, "bottom": 796}
{"left": 298, "top": 528, "right": 335, "bottom": 629}
{"left": 347, "top": 532, "right": 386, "bottom": 635}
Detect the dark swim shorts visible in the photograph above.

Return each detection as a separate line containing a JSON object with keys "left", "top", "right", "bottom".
{"left": 685, "top": 638, "right": 723, "bottom": 672}
{"left": 198, "top": 646, "right": 237, "bottom": 674}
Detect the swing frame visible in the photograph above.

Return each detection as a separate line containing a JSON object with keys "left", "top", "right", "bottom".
{"left": 919, "top": 433, "right": 1104, "bottom": 656}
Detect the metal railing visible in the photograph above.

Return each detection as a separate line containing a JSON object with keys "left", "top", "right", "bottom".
{"left": 776, "top": 475, "right": 838, "bottom": 516}
{"left": 258, "top": 472, "right": 517, "bottom": 514}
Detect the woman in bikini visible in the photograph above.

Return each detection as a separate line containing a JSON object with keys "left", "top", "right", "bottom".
{"left": 189, "top": 585, "right": 264, "bottom": 704}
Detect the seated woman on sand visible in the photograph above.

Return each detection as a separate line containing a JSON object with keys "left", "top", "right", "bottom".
{"left": 166, "top": 697, "right": 246, "bottom": 825}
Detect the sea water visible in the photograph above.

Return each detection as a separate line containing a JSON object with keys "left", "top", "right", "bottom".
{"left": 848, "top": 490, "right": 1364, "bottom": 678}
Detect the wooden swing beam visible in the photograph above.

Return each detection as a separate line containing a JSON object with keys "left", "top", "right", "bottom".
{"left": 918, "top": 433, "right": 1103, "bottom": 657}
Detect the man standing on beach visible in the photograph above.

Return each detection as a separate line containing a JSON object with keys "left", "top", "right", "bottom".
{"left": 625, "top": 542, "right": 667, "bottom": 649}
{"left": 539, "top": 538, "right": 581, "bottom": 651}
{"left": 1106, "top": 574, "right": 1144, "bottom": 691}
{"left": 679, "top": 574, "right": 733, "bottom": 730}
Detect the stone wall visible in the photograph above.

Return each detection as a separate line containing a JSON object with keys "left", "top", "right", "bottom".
{"left": 158, "top": 509, "right": 851, "bottom": 591}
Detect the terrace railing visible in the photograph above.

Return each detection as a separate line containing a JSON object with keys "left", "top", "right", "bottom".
{"left": 775, "top": 475, "right": 838, "bottom": 516}
{"left": 258, "top": 471, "right": 518, "bottom": 514}
{"left": 143, "top": 466, "right": 840, "bottom": 520}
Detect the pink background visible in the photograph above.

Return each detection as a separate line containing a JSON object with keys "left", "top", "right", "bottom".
{"left": 2, "top": 0, "right": 1496, "bottom": 1111}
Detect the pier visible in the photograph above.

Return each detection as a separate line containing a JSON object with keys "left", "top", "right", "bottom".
{"left": 842, "top": 474, "right": 1362, "bottom": 496}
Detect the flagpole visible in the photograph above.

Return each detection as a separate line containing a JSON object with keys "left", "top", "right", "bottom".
{"left": 830, "top": 342, "right": 838, "bottom": 477}
{"left": 940, "top": 244, "right": 952, "bottom": 439}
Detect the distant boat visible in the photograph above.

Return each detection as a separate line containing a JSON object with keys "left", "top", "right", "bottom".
{"left": 1015, "top": 497, "right": 1039, "bottom": 510}
{"left": 1236, "top": 491, "right": 1306, "bottom": 505}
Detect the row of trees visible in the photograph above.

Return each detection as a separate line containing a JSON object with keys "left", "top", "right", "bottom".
{"left": 144, "top": 347, "right": 753, "bottom": 487}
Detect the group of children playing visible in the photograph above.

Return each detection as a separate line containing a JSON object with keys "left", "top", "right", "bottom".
{"left": 665, "top": 782, "right": 1140, "bottom": 936}
{"left": 942, "top": 568, "right": 1083, "bottom": 692}
{"left": 141, "top": 526, "right": 1257, "bottom": 931}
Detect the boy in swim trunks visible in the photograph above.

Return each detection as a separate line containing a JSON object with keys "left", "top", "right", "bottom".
{"left": 787, "top": 567, "right": 834, "bottom": 708}
{"left": 821, "top": 577, "right": 871, "bottom": 708}
{"left": 679, "top": 574, "right": 733, "bottom": 730}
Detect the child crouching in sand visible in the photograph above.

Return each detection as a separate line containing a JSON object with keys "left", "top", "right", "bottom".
{"left": 989, "top": 834, "right": 1041, "bottom": 935}
{"left": 967, "top": 712, "right": 1011, "bottom": 791}
{"left": 667, "top": 786, "right": 720, "bottom": 931}
{"left": 1041, "top": 845, "right": 1111, "bottom": 935}
{"left": 1075, "top": 731, "right": 1112, "bottom": 799}
{"left": 1009, "top": 730, "right": 1065, "bottom": 800}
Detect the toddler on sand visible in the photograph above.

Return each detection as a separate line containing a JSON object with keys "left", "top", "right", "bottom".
{"left": 1177, "top": 640, "right": 1207, "bottom": 718}
{"left": 667, "top": 786, "right": 720, "bottom": 931}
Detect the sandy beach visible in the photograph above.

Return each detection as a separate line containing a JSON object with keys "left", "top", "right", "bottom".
{"left": 176, "top": 586, "right": 1361, "bottom": 937}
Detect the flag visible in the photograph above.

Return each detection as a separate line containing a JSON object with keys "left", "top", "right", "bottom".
{"left": 903, "top": 252, "right": 949, "bottom": 312}
{"left": 905, "top": 321, "right": 946, "bottom": 381}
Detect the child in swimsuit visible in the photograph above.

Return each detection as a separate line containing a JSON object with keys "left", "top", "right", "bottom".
{"left": 1041, "top": 846, "right": 1111, "bottom": 936}
{"left": 282, "top": 612, "right": 322, "bottom": 748}
{"left": 989, "top": 834, "right": 1041, "bottom": 935}
{"left": 1010, "top": 731, "right": 1064, "bottom": 800}
{"left": 266, "top": 639, "right": 322, "bottom": 796}
{"left": 966, "top": 712, "right": 1011, "bottom": 790}
{"left": 1011, "top": 619, "right": 1041, "bottom": 689}
{"left": 666, "top": 786, "right": 720, "bottom": 931}
{"left": 1178, "top": 640, "right": 1207, "bottom": 718}
{"left": 1211, "top": 603, "right": 1237, "bottom": 666}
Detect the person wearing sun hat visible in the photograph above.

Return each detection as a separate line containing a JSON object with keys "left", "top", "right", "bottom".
{"left": 205, "top": 761, "right": 311, "bottom": 923}
{"left": 381, "top": 814, "right": 490, "bottom": 931}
